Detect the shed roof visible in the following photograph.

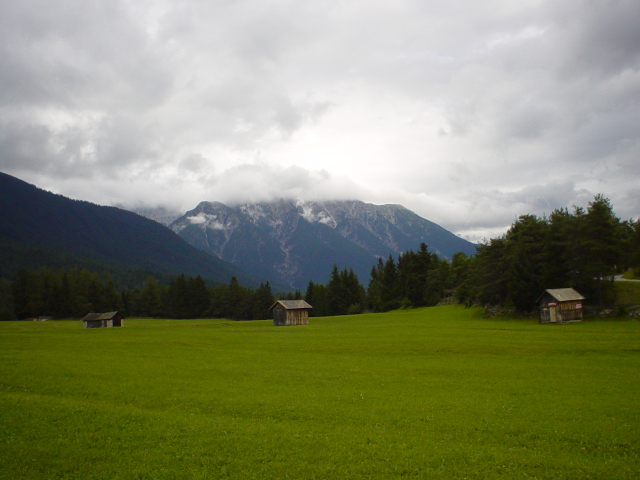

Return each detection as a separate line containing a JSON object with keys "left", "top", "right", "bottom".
{"left": 82, "top": 311, "right": 121, "bottom": 321}
{"left": 540, "top": 288, "right": 585, "bottom": 302}
{"left": 269, "top": 300, "right": 313, "bottom": 311}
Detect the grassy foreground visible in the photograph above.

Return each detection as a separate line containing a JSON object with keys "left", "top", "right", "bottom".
{"left": 1, "top": 306, "right": 639, "bottom": 479}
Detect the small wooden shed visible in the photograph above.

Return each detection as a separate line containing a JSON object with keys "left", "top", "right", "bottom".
{"left": 537, "top": 288, "right": 585, "bottom": 324}
{"left": 269, "top": 300, "right": 312, "bottom": 326}
{"left": 82, "top": 311, "right": 124, "bottom": 328}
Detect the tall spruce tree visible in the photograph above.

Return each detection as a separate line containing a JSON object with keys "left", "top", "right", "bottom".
{"left": 306, "top": 281, "right": 329, "bottom": 316}
{"left": 583, "top": 195, "right": 621, "bottom": 305}
{"left": 187, "top": 275, "right": 210, "bottom": 318}
{"left": 380, "top": 255, "right": 400, "bottom": 311}
{"left": 140, "top": 276, "right": 162, "bottom": 317}
{"left": 473, "top": 237, "right": 508, "bottom": 306}
{"left": 252, "top": 282, "right": 274, "bottom": 320}
{"left": 366, "top": 258, "right": 385, "bottom": 311}
{"left": 451, "top": 252, "right": 472, "bottom": 305}
{"left": 504, "top": 215, "right": 548, "bottom": 311}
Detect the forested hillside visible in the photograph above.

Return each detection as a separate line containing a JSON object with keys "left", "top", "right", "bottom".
{"left": 0, "top": 172, "right": 252, "bottom": 287}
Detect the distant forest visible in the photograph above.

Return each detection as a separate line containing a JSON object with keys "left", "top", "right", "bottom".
{"left": 1, "top": 195, "right": 638, "bottom": 321}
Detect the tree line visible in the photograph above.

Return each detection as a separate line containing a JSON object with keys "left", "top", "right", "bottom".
{"left": 304, "top": 194, "right": 639, "bottom": 314}
{"left": 304, "top": 244, "right": 458, "bottom": 315}
{"left": 460, "top": 194, "right": 639, "bottom": 310}
{"left": 1, "top": 269, "right": 278, "bottom": 321}
{"left": 1, "top": 194, "right": 637, "bottom": 321}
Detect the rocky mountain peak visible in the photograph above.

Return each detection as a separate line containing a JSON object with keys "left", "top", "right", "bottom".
{"left": 167, "top": 199, "right": 476, "bottom": 290}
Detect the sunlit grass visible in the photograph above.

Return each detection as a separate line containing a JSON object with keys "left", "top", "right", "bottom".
{"left": 1, "top": 306, "right": 639, "bottom": 478}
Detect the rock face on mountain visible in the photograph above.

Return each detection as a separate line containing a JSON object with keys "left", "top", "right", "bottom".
{"left": 170, "top": 199, "right": 476, "bottom": 290}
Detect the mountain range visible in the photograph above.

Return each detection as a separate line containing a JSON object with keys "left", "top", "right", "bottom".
{"left": 0, "top": 171, "right": 476, "bottom": 291}
{"left": 0, "top": 172, "right": 250, "bottom": 287}
{"left": 168, "top": 199, "right": 476, "bottom": 289}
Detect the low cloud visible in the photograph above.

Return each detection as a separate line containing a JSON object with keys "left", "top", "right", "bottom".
{"left": 203, "top": 164, "right": 370, "bottom": 205}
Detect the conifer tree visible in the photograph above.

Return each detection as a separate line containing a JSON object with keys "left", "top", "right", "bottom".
{"left": 504, "top": 215, "right": 547, "bottom": 311}
{"left": 366, "top": 258, "right": 385, "bottom": 311}
{"left": 140, "top": 276, "right": 162, "bottom": 317}
{"left": 188, "top": 275, "right": 211, "bottom": 318}
{"left": 327, "top": 265, "right": 343, "bottom": 315}
{"left": 583, "top": 195, "right": 622, "bottom": 305}
{"left": 305, "top": 281, "right": 329, "bottom": 316}
{"left": 252, "top": 282, "right": 274, "bottom": 320}
{"left": 227, "top": 276, "right": 250, "bottom": 320}
{"left": 380, "top": 255, "right": 400, "bottom": 311}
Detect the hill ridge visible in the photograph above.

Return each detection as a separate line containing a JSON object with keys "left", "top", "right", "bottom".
{"left": 0, "top": 172, "right": 253, "bottom": 287}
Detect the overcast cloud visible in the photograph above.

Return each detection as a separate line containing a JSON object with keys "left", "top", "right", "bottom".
{"left": 1, "top": 0, "right": 639, "bottom": 242}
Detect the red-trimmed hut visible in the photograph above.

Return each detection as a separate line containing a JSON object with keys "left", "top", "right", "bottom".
{"left": 537, "top": 288, "right": 585, "bottom": 323}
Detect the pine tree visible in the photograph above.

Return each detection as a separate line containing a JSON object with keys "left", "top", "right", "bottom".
{"left": 343, "top": 268, "right": 363, "bottom": 314}
{"left": 451, "top": 252, "right": 471, "bottom": 305}
{"left": 228, "top": 276, "right": 250, "bottom": 320}
{"left": 327, "top": 265, "right": 343, "bottom": 315}
{"left": 583, "top": 195, "right": 621, "bottom": 305}
{"left": 473, "top": 237, "right": 508, "bottom": 306}
{"left": 167, "top": 274, "right": 188, "bottom": 318}
{"left": 140, "top": 276, "right": 162, "bottom": 317}
{"left": 380, "top": 255, "right": 400, "bottom": 311}
{"left": 504, "top": 215, "right": 547, "bottom": 311}
{"left": 58, "top": 270, "right": 73, "bottom": 318}
{"left": 366, "top": 259, "right": 384, "bottom": 311}
{"left": 306, "top": 281, "right": 329, "bottom": 316}
{"left": 188, "top": 275, "right": 211, "bottom": 318}
{"left": 252, "top": 282, "right": 274, "bottom": 320}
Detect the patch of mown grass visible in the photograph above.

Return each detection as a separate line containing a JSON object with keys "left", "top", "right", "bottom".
{"left": 1, "top": 306, "right": 639, "bottom": 479}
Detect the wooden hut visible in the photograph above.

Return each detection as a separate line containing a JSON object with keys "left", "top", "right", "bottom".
{"left": 82, "top": 311, "right": 124, "bottom": 328}
{"left": 537, "top": 288, "right": 585, "bottom": 324}
{"left": 269, "top": 300, "right": 312, "bottom": 326}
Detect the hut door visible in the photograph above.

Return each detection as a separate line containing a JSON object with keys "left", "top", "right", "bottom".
{"left": 549, "top": 305, "right": 557, "bottom": 323}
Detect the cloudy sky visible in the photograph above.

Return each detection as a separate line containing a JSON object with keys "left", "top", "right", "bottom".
{"left": 1, "top": 0, "right": 639, "bottom": 241}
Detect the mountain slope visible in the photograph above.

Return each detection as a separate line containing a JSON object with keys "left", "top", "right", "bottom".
{"left": 170, "top": 199, "right": 476, "bottom": 289}
{"left": 0, "top": 172, "right": 252, "bottom": 286}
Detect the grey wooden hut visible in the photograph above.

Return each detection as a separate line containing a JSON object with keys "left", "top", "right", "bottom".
{"left": 537, "top": 288, "right": 585, "bottom": 324}
{"left": 269, "top": 300, "right": 312, "bottom": 326}
{"left": 82, "top": 311, "right": 124, "bottom": 328}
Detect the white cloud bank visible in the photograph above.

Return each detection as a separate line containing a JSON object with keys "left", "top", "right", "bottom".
{"left": 1, "top": 0, "right": 639, "bottom": 242}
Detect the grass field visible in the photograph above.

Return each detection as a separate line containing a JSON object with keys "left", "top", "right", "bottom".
{"left": 1, "top": 305, "right": 639, "bottom": 479}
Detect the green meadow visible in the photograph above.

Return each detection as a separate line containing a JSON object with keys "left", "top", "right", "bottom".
{"left": 1, "top": 306, "right": 639, "bottom": 479}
